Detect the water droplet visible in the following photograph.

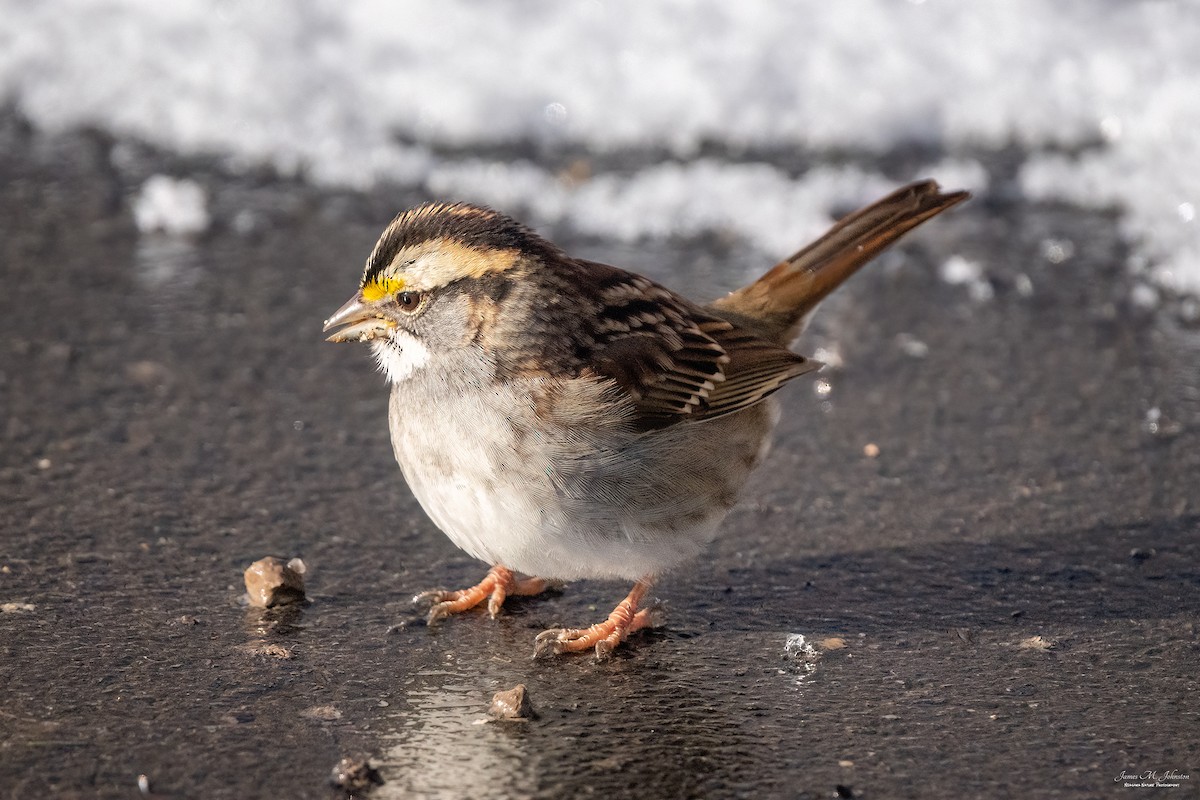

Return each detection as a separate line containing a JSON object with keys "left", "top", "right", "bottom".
{"left": 1015, "top": 273, "right": 1034, "bottom": 297}
{"left": 1143, "top": 406, "right": 1161, "bottom": 435}
{"left": 895, "top": 333, "right": 929, "bottom": 359}
{"left": 939, "top": 254, "right": 982, "bottom": 284}
{"left": 812, "top": 345, "right": 843, "bottom": 369}
{"left": 1040, "top": 238, "right": 1076, "bottom": 264}
{"left": 1130, "top": 283, "right": 1159, "bottom": 309}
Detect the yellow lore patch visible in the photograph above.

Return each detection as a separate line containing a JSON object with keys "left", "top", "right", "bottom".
{"left": 360, "top": 274, "right": 406, "bottom": 302}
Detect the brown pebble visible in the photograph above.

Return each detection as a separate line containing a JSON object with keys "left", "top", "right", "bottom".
{"left": 301, "top": 704, "right": 342, "bottom": 721}
{"left": 240, "top": 640, "right": 294, "bottom": 659}
{"left": 243, "top": 556, "right": 306, "bottom": 607}
{"left": 863, "top": 443, "right": 880, "bottom": 458}
{"left": 0, "top": 602, "right": 35, "bottom": 613}
{"left": 819, "top": 637, "right": 847, "bottom": 651}
{"left": 330, "top": 755, "right": 384, "bottom": 793}
{"left": 125, "top": 360, "right": 169, "bottom": 387}
{"left": 1018, "top": 635, "right": 1055, "bottom": 651}
{"left": 489, "top": 684, "right": 536, "bottom": 721}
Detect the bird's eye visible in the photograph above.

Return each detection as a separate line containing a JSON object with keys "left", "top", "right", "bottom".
{"left": 397, "top": 291, "right": 423, "bottom": 312}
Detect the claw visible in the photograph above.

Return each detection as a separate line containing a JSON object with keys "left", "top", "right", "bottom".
{"left": 412, "top": 589, "right": 449, "bottom": 609}
{"left": 594, "top": 637, "right": 616, "bottom": 661}
{"left": 533, "top": 629, "right": 566, "bottom": 660}
{"left": 637, "top": 599, "right": 668, "bottom": 629}
{"left": 412, "top": 589, "right": 458, "bottom": 626}
{"left": 529, "top": 579, "right": 655, "bottom": 660}
{"left": 409, "top": 566, "right": 558, "bottom": 627}
{"left": 426, "top": 603, "right": 455, "bottom": 626}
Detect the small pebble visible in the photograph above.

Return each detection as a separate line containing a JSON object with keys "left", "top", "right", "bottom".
{"left": 489, "top": 684, "right": 536, "bottom": 721}
{"left": 126, "top": 360, "right": 168, "bottom": 387}
{"left": 301, "top": 704, "right": 342, "bottom": 721}
{"left": 0, "top": 602, "right": 35, "bottom": 613}
{"left": 1018, "top": 635, "right": 1055, "bottom": 651}
{"left": 137, "top": 774, "right": 150, "bottom": 795}
{"left": 243, "top": 556, "right": 306, "bottom": 607}
{"left": 863, "top": 443, "right": 880, "bottom": 459}
{"left": 36, "top": 458, "right": 51, "bottom": 470}
{"left": 239, "top": 641, "right": 294, "bottom": 659}
{"left": 330, "top": 756, "right": 384, "bottom": 793}
{"left": 260, "top": 643, "right": 293, "bottom": 659}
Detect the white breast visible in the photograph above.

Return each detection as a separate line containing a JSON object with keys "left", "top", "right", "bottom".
{"left": 387, "top": 378, "right": 549, "bottom": 569}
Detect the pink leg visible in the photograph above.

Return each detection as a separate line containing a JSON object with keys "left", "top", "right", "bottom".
{"left": 414, "top": 565, "right": 560, "bottom": 625}
{"left": 534, "top": 579, "right": 661, "bottom": 660}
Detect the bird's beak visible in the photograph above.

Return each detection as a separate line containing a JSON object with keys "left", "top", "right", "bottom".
{"left": 322, "top": 293, "right": 395, "bottom": 342}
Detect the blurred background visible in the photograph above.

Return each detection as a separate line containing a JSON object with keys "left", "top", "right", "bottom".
{"left": 0, "top": 0, "right": 1196, "bottom": 298}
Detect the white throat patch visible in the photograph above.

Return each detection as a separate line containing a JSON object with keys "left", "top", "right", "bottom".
{"left": 371, "top": 332, "right": 430, "bottom": 383}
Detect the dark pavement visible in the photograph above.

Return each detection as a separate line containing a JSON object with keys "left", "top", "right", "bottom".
{"left": 1, "top": 118, "right": 1197, "bottom": 798}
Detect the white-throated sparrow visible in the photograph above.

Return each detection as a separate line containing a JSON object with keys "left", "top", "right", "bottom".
{"left": 324, "top": 180, "right": 967, "bottom": 658}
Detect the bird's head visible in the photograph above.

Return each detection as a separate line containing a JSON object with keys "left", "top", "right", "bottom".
{"left": 323, "top": 202, "right": 557, "bottom": 382}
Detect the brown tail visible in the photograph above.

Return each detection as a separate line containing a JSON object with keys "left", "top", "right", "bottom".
{"left": 710, "top": 180, "right": 969, "bottom": 344}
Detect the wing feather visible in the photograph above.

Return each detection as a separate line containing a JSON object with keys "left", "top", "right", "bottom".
{"left": 572, "top": 262, "right": 818, "bottom": 430}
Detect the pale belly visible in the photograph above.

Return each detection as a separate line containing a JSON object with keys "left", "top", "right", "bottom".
{"left": 386, "top": 373, "right": 777, "bottom": 582}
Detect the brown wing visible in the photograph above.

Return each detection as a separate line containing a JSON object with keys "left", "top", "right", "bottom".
{"left": 702, "top": 326, "right": 821, "bottom": 418}
{"left": 576, "top": 262, "right": 818, "bottom": 431}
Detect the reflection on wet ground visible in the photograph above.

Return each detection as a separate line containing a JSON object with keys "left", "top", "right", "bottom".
{"left": 1, "top": 120, "right": 1197, "bottom": 798}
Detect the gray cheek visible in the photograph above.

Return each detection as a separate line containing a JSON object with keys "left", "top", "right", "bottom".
{"left": 410, "top": 296, "right": 477, "bottom": 352}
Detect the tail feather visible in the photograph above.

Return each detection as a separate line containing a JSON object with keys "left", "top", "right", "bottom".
{"left": 710, "top": 180, "right": 969, "bottom": 345}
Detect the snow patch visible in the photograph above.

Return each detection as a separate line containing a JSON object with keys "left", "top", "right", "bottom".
{"left": 132, "top": 176, "right": 209, "bottom": 236}
{"left": 1, "top": 1, "right": 1197, "bottom": 295}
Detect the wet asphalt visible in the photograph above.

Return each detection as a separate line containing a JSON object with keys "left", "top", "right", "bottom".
{"left": 1, "top": 117, "right": 1198, "bottom": 799}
